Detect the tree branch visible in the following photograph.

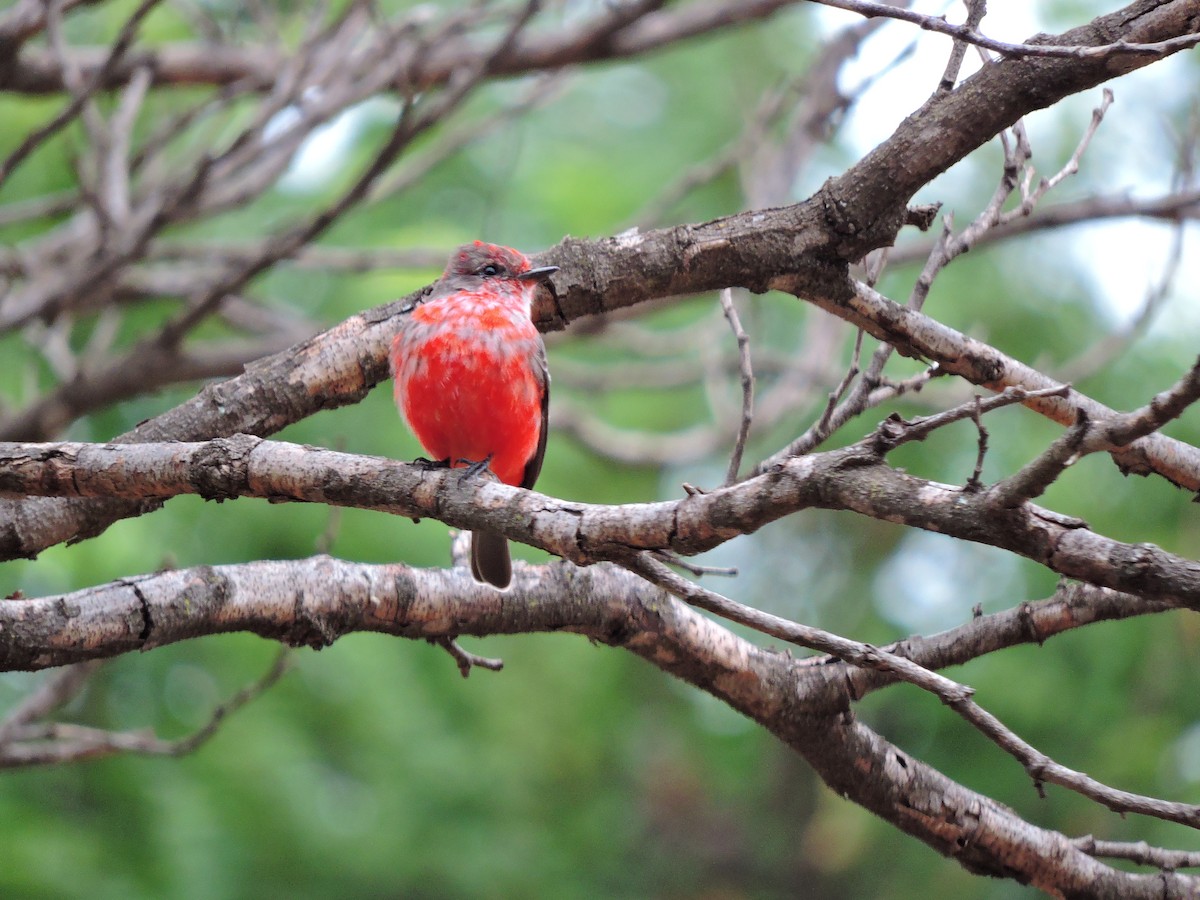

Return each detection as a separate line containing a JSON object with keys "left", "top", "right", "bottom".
{"left": 2, "top": 555, "right": 1196, "bottom": 894}
{"left": 0, "top": 650, "right": 289, "bottom": 767}
{"left": 0, "top": 0, "right": 1194, "bottom": 558}
{"left": 4, "top": 431, "right": 1200, "bottom": 616}
{"left": 1, "top": 0, "right": 808, "bottom": 94}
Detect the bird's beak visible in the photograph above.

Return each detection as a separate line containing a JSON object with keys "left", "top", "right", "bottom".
{"left": 518, "top": 265, "right": 559, "bottom": 283}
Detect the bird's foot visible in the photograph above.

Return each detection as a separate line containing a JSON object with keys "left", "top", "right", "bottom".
{"left": 412, "top": 456, "right": 451, "bottom": 471}
{"left": 457, "top": 454, "right": 495, "bottom": 479}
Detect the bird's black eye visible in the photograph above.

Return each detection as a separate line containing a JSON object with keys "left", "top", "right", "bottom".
{"left": 481, "top": 263, "right": 501, "bottom": 277}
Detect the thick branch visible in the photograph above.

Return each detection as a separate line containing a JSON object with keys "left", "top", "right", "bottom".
{"left": 2, "top": 556, "right": 1195, "bottom": 896}
{"left": 4, "top": 435, "right": 1200, "bottom": 614}
{"left": 1, "top": 0, "right": 1197, "bottom": 566}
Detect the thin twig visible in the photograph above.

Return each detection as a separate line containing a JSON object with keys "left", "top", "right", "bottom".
{"left": 986, "top": 357, "right": 1200, "bottom": 506}
{"left": 431, "top": 636, "right": 504, "bottom": 678}
{"left": 1102, "top": 355, "right": 1200, "bottom": 448}
{"left": 0, "top": 650, "right": 290, "bottom": 767}
{"left": 965, "top": 395, "right": 988, "bottom": 490}
{"left": 1000, "top": 89, "right": 1114, "bottom": 226}
{"left": 810, "top": 0, "right": 1200, "bottom": 60}
{"left": 872, "top": 385, "right": 1072, "bottom": 452}
{"left": 1073, "top": 836, "right": 1200, "bottom": 871}
{"left": 625, "top": 552, "right": 1200, "bottom": 830}
{"left": 99, "top": 65, "right": 153, "bottom": 227}
{"left": 154, "top": 0, "right": 542, "bottom": 349}
{"left": 0, "top": 0, "right": 163, "bottom": 191}
{"left": 0, "top": 660, "right": 102, "bottom": 745}
{"left": 986, "top": 410, "right": 1091, "bottom": 507}
{"left": 162, "top": 647, "right": 292, "bottom": 756}
{"left": 719, "top": 289, "right": 755, "bottom": 485}
{"left": 935, "top": 0, "right": 987, "bottom": 95}
{"left": 652, "top": 550, "right": 738, "bottom": 577}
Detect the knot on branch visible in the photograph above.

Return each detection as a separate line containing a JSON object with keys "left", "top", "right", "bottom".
{"left": 1107, "top": 541, "right": 1163, "bottom": 581}
{"left": 873, "top": 412, "right": 910, "bottom": 451}
{"left": 191, "top": 433, "right": 261, "bottom": 502}
{"left": 817, "top": 179, "right": 909, "bottom": 260}
{"left": 904, "top": 203, "right": 942, "bottom": 231}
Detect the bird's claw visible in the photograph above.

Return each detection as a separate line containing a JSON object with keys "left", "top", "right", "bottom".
{"left": 411, "top": 456, "right": 451, "bottom": 470}
{"left": 458, "top": 454, "right": 495, "bottom": 479}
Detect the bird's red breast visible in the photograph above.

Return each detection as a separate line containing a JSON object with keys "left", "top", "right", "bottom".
{"left": 392, "top": 286, "right": 544, "bottom": 487}
{"left": 390, "top": 243, "right": 549, "bottom": 489}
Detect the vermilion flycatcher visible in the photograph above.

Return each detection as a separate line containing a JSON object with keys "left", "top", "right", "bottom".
{"left": 390, "top": 241, "right": 557, "bottom": 589}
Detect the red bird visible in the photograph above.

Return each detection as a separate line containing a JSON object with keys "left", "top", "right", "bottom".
{"left": 390, "top": 241, "right": 557, "bottom": 589}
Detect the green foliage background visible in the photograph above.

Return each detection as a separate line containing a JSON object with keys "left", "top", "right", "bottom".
{"left": 1, "top": 2, "right": 1199, "bottom": 897}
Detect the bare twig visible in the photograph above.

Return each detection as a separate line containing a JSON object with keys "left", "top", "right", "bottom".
{"left": 431, "top": 636, "right": 504, "bottom": 679}
{"left": 1073, "top": 836, "right": 1200, "bottom": 871}
{"left": 965, "top": 395, "right": 988, "bottom": 490}
{"left": 1102, "top": 356, "right": 1200, "bottom": 448}
{"left": 0, "top": 650, "right": 290, "bottom": 767}
{"left": 999, "top": 89, "right": 1114, "bottom": 226}
{"left": 157, "top": 1, "right": 542, "bottom": 348}
{"left": 143, "top": 242, "right": 446, "bottom": 273}
{"left": 956, "top": 699, "right": 1200, "bottom": 827}
{"left": 0, "top": 0, "right": 163, "bottom": 191}
{"left": 814, "top": 330, "right": 865, "bottom": 442}
{"left": 0, "top": 329, "right": 310, "bottom": 441}
{"left": 5, "top": 1, "right": 811, "bottom": 95}
{"left": 811, "top": 0, "right": 1200, "bottom": 59}
{"left": 987, "top": 358, "right": 1200, "bottom": 506}
{"left": 0, "top": 0, "right": 92, "bottom": 47}
{"left": 652, "top": 550, "right": 738, "bottom": 578}
{"left": 624, "top": 551, "right": 968, "bottom": 673}
{"left": 873, "top": 385, "right": 1073, "bottom": 452}
{"left": 748, "top": 95, "right": 1079, "bottom": 479}
{"left": 624, "top": 553, "right": 1200, "bottom": 829}
{"left": 100, "top": 65, "right": 153, "bottom": 226}
{"left": 987, "top": 410, "right": 1091, "bottom": 507}
{"left": 156, "top": 648, "right": 292, "bottom": 756}
{"left": 719, "top": 289, "right": 754, "bottom": 485}
{"left": 935, "top": 0, "right": 987, "bottom": 95}
{"left": 0, "top": 661, "right": 102, "bottom": 746}
{"left": 888, "top": 187, "right": 1200, "bottom": 268}
{"left": 843, "top": 582, "right": 1177, "bottom": 702}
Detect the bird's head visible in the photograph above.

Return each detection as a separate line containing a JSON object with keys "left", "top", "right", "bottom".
{"left": 444, "top": 241, "right": 558, "bottom": 288}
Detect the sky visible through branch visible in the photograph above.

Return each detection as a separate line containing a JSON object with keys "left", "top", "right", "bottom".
{"left": 819, "top": 1, "right": 1199, "bottom": 329}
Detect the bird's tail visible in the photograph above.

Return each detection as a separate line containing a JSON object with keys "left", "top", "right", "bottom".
{"left": 471, "top": 530, "right": 512, "bottom": 589}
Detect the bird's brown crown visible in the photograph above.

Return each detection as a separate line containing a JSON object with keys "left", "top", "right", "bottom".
{"left": 444, "top": 241, "right": 532, "bottom": 281}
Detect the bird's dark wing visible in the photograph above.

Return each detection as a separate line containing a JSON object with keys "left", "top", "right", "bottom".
{"left": 521, "top": 338, "right": 550, "bottom": 491}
